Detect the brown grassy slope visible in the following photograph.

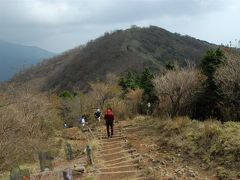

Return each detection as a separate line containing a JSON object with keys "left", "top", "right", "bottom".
{"left": 121, "top": 116, "right": 240, "bottom": 179}
{"left": 11, "top": 26, "right": 213, "bottom": 91}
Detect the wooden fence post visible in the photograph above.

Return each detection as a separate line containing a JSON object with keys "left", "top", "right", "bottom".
{"left": 65, "top": 143, "right": 73, "bottom": 160}
{"left": 10, "top": 167, "right": 30, "bottom": 180}
{"left": 10, "top": 166, "right": 21, "bottom": 180}
{"left": 63, "top": 168, "right": 72, "bottom": 180}
{"left": 21, "top": 169, "right": 30, "bottom": 180}
{"left": 38, "top": 151, "right": 53, "bottom": 171}
{"left": 86, "top": 144, "right": 94, "bottom": 165}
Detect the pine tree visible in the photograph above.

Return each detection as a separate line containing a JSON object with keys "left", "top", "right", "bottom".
{"left": 165, "top": 62, "right": 176, "bottom": 71}
{"left": 194, "top": 48, "right": 226, "bottom": 120}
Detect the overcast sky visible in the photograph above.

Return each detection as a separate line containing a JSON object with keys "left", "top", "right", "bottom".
{"left": 0, "top": 0, "right": 240, "bottom": 53}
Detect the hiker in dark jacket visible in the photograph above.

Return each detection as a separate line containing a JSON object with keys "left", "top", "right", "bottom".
{"left": 104, "top": 108, "right": 114, "bottom": 138}
{"left": 94, "top": 108, "right": 101, "bottom": 122}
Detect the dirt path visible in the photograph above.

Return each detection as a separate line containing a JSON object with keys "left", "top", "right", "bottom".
{"left": 93, "top": 124, "right": 144, "bottom": 180}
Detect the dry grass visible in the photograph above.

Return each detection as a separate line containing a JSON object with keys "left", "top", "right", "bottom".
{"left": 131, "top": 115, "right": 240, "bottom": 179}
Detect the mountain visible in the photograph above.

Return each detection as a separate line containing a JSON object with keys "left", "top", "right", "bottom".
{"left": 11, "top": 26, "right": 214, "bottom": 91}
{"left": 0, "top": 40, "right": 55, "bottom": 82}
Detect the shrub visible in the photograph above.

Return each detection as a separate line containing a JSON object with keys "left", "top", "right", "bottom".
{"left": 214, "top": 55, "right": 240, "bottom": 121}
{"left": 202, "top": 120, "right": 221, "bottom": 139}
{"left": 125, "top": 89, "right": 143, "bottom": 114}
{"left": 154, "top": 68, "right": 206, "bottom": 117}
{"left": 0, "top": 86, "right": 62, "bottom": 170}
{"left": 59, "top": 90, "right": 74, "bottom": 99}
{"left": 104, "top": 98, "right": 132, "bottom": 120}
{"left": 89, "top": 82, "right": 121, "bottom": 108}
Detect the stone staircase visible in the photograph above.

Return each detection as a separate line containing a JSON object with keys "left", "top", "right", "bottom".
{"left": 94, "top": 125, "right": 144, "bottom": 180}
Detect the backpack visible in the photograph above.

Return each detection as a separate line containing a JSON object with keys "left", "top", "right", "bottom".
{"left": 95, "top": 111, "right": 101, "bottom": 118}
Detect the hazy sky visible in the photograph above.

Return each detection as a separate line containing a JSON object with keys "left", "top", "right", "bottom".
{"left": 0, "top": 0, "right": 240, "bottom": 53}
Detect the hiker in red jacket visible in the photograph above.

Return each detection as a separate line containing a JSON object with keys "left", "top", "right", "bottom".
{"left": 104, "top": 108, "right": 114, "bottom": 138}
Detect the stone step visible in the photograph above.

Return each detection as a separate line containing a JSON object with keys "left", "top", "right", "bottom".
{"left": 99, "top": 142, "right": 127, "bottom": 149}
{"left": 99, "top": 146, "right": 125, "bottom": 154}
{"left": 101, "top": 139, "right": 127, "bottom": 145}
{"left": 104, "top": 158, "right": 140, "bottom": 167}
{"left": 98, "top": 150, "right": 137, "bottom": 162}
{"left": 101, "top": 153, "right": 139, "bottom": 164}
{"left": 101, "top": 139, "right": 125, "bottom": 144}
{"left": 100, "top": 139, "right": 126, "bottom": 145}
{"left": 101, "top": 152, "right": 126, "bottom": 161}
{"left": 97, "top": 149, "right": 136, "bottom": 158}
{"left": 99, "top": 135, "right": 123, "bottom": 139}
{"left": 97, "top": 170, "right": 138, "bottom": 180}
{"left": 96, "top": 132, "right": 122, "bottom": 135}
{"left": 134, "top": 177, "right": 146, "bottom": 180}
{"left": 99, "top": 164, "right": 138, "bottom": 173}
{"left": 101, "top": 136, "right": 124, "bottom": 141}
{"left": 97, "top": 135, "right": 122, "bottom": 139}
{"left": 97, "top": 129, "right": 121, "bottom": 132}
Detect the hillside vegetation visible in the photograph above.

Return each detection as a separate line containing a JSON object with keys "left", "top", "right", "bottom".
{"left": 11, "top": 26, "right": 213, "bottom": 91}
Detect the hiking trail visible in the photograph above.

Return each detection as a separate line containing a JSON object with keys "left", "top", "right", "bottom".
{"left": 93, "top": 122, "right": 144, "bottom": 180}
{"left": 28, "top": 120, "right": 214, "bottom": 179}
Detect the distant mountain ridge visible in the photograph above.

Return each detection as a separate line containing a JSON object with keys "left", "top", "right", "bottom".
{"left": 11, "top": 26, "right": 215, "bottom": 91}
{"left": 0, "top": 40, "right": 55, "bottom": 82}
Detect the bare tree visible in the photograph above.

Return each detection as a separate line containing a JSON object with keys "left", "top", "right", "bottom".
{"left": 154, "top": 68, "right": 206, "bottom": 117}
{"left": 106, "top": 73, "right": 119, "bottom": 85}
{"left": 126, "top": 88, "right": 143, "bottom": 114}
{"left": 0, "top": 84, "right": 61, "bottom": 170}
{"left": 215, "top": 56, "right": 240, "bottom": 120}
{"left": 89, "top": 82, "right": 121, "bottom": 108}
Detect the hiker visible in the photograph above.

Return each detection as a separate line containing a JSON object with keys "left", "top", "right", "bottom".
{"left": 94, "top": 108, "right": 101, "bottom": 122}
{"left": 104, "top": 108, "right": 114, "bottom": 138}
{"left": 64, "top": 122, "right": 68, "bottom": 128}
{"left": 80, "top": 115, "right": 86, "bottom": 127}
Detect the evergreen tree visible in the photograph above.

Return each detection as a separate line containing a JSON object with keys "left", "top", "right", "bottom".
{"left": 201, "top": 48, "right": 226, "bottom": 79}
{"left": 194, "top": 48, "right": 226, "bottom": 120}
{"left": 59, "top": 90, "right": 74, "bottom": 99}
{"left": 165, "top": 61, "right": 176, "bottom": 71}
{"left": 139, "top": 68, "right": 158, "bottom": 103}
{"left": 119, "top": 72, "right": 140, "bottom": 93}
{"left": 119, "top": 68, "right": 156, "bottom": 100}
{"left": 119, "top": 68, "right": 158, "bottom": 114}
